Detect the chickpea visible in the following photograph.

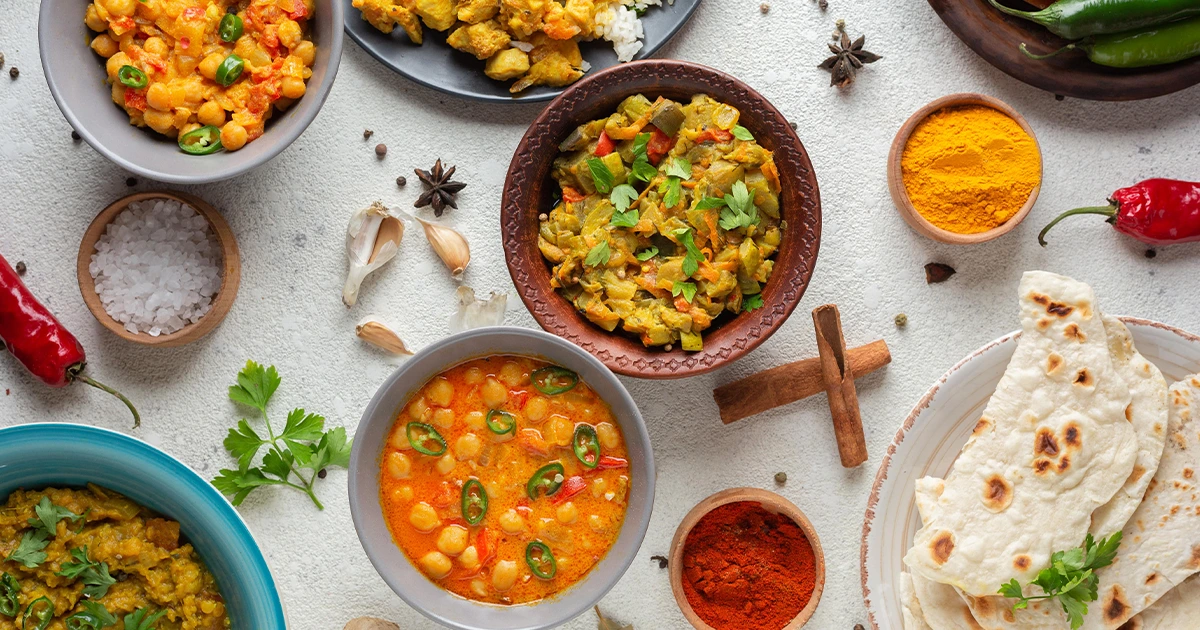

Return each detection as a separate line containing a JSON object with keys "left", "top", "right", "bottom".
{"left": 463, "top": 410, "right": 487, "bottom": 431}
{"left": 386, "top": 452, "right": 411, "bottom": 480}
{"left": 135, "top": 0, "right": 160, "bottom": 19}
{"left": 85, "top": 5, "right": 108, "bottom": 32}
{"left": 110, "top": 83, "right": 126, "bottom": 107}
{"left": 389, "top": 428, "right": 412, "bottom": 450}
{"left": 408, "top": 502, "right": 441, "bottom": 532}
{"left": 408, "top": 397, "right": 430, "bottom": 421}
{"left": 179, "top": 122, "right": 201, "bottom": 138}
{"left": 105, "top": 52, "right": 131, "bottom": 80}
{"left": 556, "top": 501, "right": 578, "bottom": 524}
{"left": 90, "top": 34, "right": 119, "bottom": 58}
{"left": 591, "top": 477, "right": 607, "bottom": 498}
{"left": 171, "top": 107, "right": 192, "bottom": 130}
{"left": 596, "top": 422, "right": 620, "bottom": 449}
{"left": 281, "top": 76, "right": 307, "bottom": 100}
{"left": 104, "top": 0, "right": 137, "bottom": 17}
{"left": 277, "top": 19, "right": 303, "bottom": 48}
{"left": 144, "top": 83, "right": 170, "bottom": 111}
{"left": 492, "top": 560, "right": 519, "bottom": 591}
{"left": 458, "top": 545, "right": 480, "bottom": 570}
{"left": 481, "top": 378, "right": 508, "bottom": 408}
{"left": 198, "top": 101, "right": 225, "bottom": 127}
{"left": 436, "top": 525, "right": 469, "bottom": 556}
{"left": 431, "top": 408, "right": 455, "bottom": 429}
{"left": 498, "top": 509, "right": 526, "bottom": 534}
{"left": 470, "top": 579, "right": 488, "bottom": 598}
{"left": 183, "top": 80, "right": 204, "bottom": 103}
{"left": 389, "top": 486, "right": 413, "bottom": 503}
{"left": 523, "top": 396, "right": 549, "bottom": 423}
{"left": 168, "top": 84, "right": 187, "bottom": 109}
{"left": 454, "top": 433, "right": 483, "bottom": 461}
{"left": 435, "top": 453, "right": 457, "bottom": 476}
{"left": 428, "top": 378, "right": 454, "bottom": 407}
{"left": 543, "top": 416, "right": 573, "bottom": 447}
{"left": 588, "top": 514, "right": 606, "bottom": 532}
{"left": 143, "top": 109, "right": 176, "bottom": 135}
{"left": 418, "top": 551, "right": 453, "bottom": 580}
{"left": 143, "top": 36, "right": 168, "bottom": 57}
{"left": 220, "top": 122, "right": 248, "bottom": 151}
{"left": 233, "top": 36, "right": 258, "bottom": 61}
{"left": 499, "top": 361, "right": 526, "bottom": 387}
{"left": 198, "top": 53, "right": 224, "bottom": 81}
{"left": 463, "top": 367, "right": 484, "bottom": 385}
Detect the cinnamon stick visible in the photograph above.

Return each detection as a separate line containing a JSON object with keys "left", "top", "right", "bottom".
{"left": 713, "top": 340, "right": 890, "bottom": 424}
{"left": 813, "top": 304, "right": 869, "bottom": 468}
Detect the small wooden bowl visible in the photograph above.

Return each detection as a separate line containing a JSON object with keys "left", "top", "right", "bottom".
{"left": 887, "top": 93, "right": 1042, "bottom": 245}
{"left": 669, "top": 488, "right": 826, "bottom": 630}
{"left": 77, "top": 191, "right": 240, "bottom": 347}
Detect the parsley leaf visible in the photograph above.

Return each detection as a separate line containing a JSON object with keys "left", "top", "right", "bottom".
{"left": 5, "top": 530, "right": 48, "bottom": 568}
{"left": 674, "top": 228, "right": 704, "bottom": 278}
{"left": 1000, "top": 532, "right": 1122, "bottom": 630}
{"left": 731, "top": 125, "right": 754, "bottom": 141}
{"left": 628, "top": 134, "right": 658, "bottom": 184}
{"left": 635, "top": 247, "right": 659, "bottom": 261}
{"left": 28, "top": 496, "right": 81, "bottom": 537}
{"left": 610, "top": 209, "right": 639, "bottom": 228}
{"left": 671, "top": 281, "right": 698, "bottom": 303}
{"left": 743, "top": 294, "right": 764, "bottom": 312}
{"left": 66, "top": 600, "right": 118, "bottom": 629}
{"left": 585, "top": 241, "right": 611, "bottom": 268}
{"left": 123, "top": 609, "right": 167, "bottom": 630}
{"left": 664, "top": 157, "right": 692, "bottom": 180}
{"left": 215, "top": 361, "right": 352, "bottom": 510}
{"left": 661, "top": 178, "right": 682, "bottom": 208}
{"left": 609, "top": 184, "right": 640, "bottom": 227}
{"left": 695, "top": 196, "right": 727, "bottom": 210}
{"left": 718, "top": 181, "right": 760, "bottom": 230}
{"left": 631, "top": 133, "right": 650, "bottom": 160}
{"left": 57, "top": 547, "right": 115, "bottom": 599}
{"left": 587, "top": 158, "right": 614, "bottom": 194}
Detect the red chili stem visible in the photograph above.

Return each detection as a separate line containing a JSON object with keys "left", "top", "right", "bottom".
{"left": 1038, "top": 204, "right": 1119, "bottom": 247}
{"left": 75, "top": 374, "right": 141, "bottom": 428}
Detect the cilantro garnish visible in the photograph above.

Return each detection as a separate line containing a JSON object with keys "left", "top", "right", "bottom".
{"left": 659, "top": 157, "right": 692, "bottom": 208}
{"left": 28, "top": 496, "right": 81, "bottom": 537}
{"left": 673, "top": 228, "right": 704, "bottom": 278}
{"left": 635, "top": 247, "right": 659, "bottom": 261}
{"left": 718, "top": 181, "right": 759, "bottom": 230}
{"left": 629, "top": 133, "right": 657, "bottom": 184}
{"left": 123, "top": 608, "right": 167, "bottom": 630}
{"left": 999, "top": 532, "right": 1122, "bottom": 630}
{"left": 671, "top": 281, "right": 697, "bottom": 303}
{"left": 4, "top": 530, "right": 48, "bottom": 568}
{"left": 213, "top": 361, "right": 353, "bottom": 510}
{"left": 57, "top": 546, "right": 116, "bottom": 599}
{"left": 743, "top": 294, "right": 764, "bottom": 312}
{"left": 587, "top": 157, "right": 614, "bottom": 194}
{"left": 609, "top": 184, "right": 640, "bottom": 228}
{"left": 585, "top": 241, "right": 611, "bottom": 268}
{"left": 731, "top": 125, "right": 754, "bottom": 141}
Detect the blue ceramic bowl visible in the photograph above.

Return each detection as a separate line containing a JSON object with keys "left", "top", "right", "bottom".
{"left": 0, "top": 423, "right": 286, "bottom": 629}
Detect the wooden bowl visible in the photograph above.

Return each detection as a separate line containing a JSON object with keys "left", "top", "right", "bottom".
{"left": 887, "top": 93, "right": 1042, "bottom": 245}
{"left": 501, "top": 60, "right": 822, "bottom": 379}
{"left": 928, "top": 0, "right": 1200, "bottom": 101}
{"left": 77, "top": 191, "right": 240, "bottom": 347}
{"left": 669, "top": 488, "right": 826, "bottom": 630}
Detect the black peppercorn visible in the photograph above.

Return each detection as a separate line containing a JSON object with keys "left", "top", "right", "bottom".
{"left": 126, "top": 177, "right": 137, "bottom": 187}
{"left": 363, "top": 129, "right": 373, "bottom": 140}
{"left": 8, "top": 67, "right": 18, "bottom": 79}
{"left": 774, "top": 472, "right": 787, "bottom": 484}
{"left": 1145, "top": 249, "right": 1157, "bottom": 259}
{"left": 318, "top": 468, "right": 328, "bottom": 479}
{"left": 14, "top": 262, "right": 26, "bottom": 276}
{"left": 650, "top": 555, "right": 668, "bottom": 569}
{"left": 396, "top": 175, "right": 407, "bottom": 187}
{"left": 71, "top": 130, "right": 81, "bottom": 142}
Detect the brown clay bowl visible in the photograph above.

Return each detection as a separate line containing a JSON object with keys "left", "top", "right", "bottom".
{"left": 501, "top": 60, "right": 822, "bottom": 379}
{"left": 888, "top": 93, "right": 1042, "bottom": 245}
{"left": 668, "top": 488, "right": 826, "bottom": 630}
{"left": 77, "top": 191, "right": 240, "bottom": 347}
{"left": 929, "top": 0, "right": 1200, "bottom": 101}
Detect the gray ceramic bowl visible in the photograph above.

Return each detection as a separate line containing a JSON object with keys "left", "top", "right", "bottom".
{"left": 39, "top": 0, "right": 343, "bottom": 184}
{"left": 349, "top": 327, "right": 655, "bottom": 630}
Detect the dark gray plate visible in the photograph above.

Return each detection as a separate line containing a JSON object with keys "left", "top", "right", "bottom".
{"left": 344, "top": 0, "right": 702, "bottom": 103}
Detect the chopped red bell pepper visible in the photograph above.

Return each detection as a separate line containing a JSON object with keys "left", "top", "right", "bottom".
{"left": 124, "top": 88, "right": 147, "bottom": 112}
{"left": 562, "top": 186, "right": 587, "bottom": 204}
{"left": 596, "top": 456, "right": 629, "bottom": 470}
{"left": 645, "top": 126, "right": 672, "bottom": 165}
{"left": 695, "top": 128, "right": 734, "bottom": 145}
{"left": 594, "top": 131, "right": 616, "bottom": 157}
{"left": 182, "top": 7, "right": 205, "bottom": 19}
{"left": 552, "top": 475, "right": 586, "bottom": 504}
{"left": 289, "top": 0, "right": 309, "bottom": 20}
{"left": 110, "top": 16, "right": 137, "bottom": 35}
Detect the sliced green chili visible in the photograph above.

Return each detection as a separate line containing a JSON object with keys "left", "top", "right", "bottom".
{"left": 117, "top": 65, "right": 147, "bottom": 89}
{"left": 486, "top": 410, "right": 516, "bottom": 435}
{"left": 531, "top": 366, "right": 579, "bottom": 396}
{"left": 215, "top": 53, "right": 245, "bottom": 87}
{"left": 461, "top": 479, "right": 488, "bottom": 525}
{"left": 178, "top": 125, "right": 223, "bottom": 155}
{"left": 573, "top": 424, "right": 601, "bottom": 469}
{"left": 526, "top": 462, "right": 565, "bottom": 500}
{"left": 219, "top": 13, "right": 244, "bottom": 42}
{"left": 525, "top": 541, "right": 557, "bottom": 579}
{"left": 0, "top": 573, "right": 17, "bottom": 618}
{"left": 406, "top": 422, "right": 447, "bottom": 457}
{"left": 22, "top": 597, "right": 53, "bottom": 630}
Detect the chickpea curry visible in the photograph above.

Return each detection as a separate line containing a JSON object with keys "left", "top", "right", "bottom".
{"left": 0, "top": 485, "right": 229, "bottom": 630}
{"left": 538, "top": 94, "right": 784, "bottom": 351}
{"left": 379, "top": 355, "right": 631, "bottom": 605}
{"left": 85, "top": 0, "right": 317, "bottom": 154}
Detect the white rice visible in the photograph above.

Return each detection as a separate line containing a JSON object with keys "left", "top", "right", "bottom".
{"left": 89, "top": 199, "right": 223, "bottom": 337}
{"left": 594, "top": 0, "right": 663, "bottom": 63}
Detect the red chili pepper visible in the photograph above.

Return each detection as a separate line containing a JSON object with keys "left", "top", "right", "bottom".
{"left": 596, "top": 456, "right": 628, "bottom": 470}
{"left": 124, "top": 88, "right": 147, "bottom": 112}
{"left": 693, "top": 128, "right": 733, "bottom": 145}
{"left": 593, "top": 131, "right": 616, "bottom": 157}
{"left": 1039, "top": 179, "right": 1200, "bottom": 247}
{"left": 0, "top": 255, "right": 139, "bottom": 426}
{"left": 645, "top": 126, "right": 673, "bottom": 165}
{"left": 552, "top": 475, "right": 586, "bottom": 504}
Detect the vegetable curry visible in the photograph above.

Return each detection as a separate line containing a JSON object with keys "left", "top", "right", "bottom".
{"left": 379, "top": 355, "right": 631, "bottom": 605}
{"left": 538, "top": 94, "right": 784, "bottom": 351}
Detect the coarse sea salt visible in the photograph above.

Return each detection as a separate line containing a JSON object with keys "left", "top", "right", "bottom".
{"left": 89, "top": 199, "right": 222, "bottom": 337}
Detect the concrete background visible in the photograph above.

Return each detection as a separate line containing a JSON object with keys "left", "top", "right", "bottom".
{"left": 2, "top": 0, "right": 1199, "bottom": 628}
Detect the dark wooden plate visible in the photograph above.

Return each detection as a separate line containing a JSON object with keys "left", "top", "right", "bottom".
{"left": 502, "top": 60, "right": 822, "bottom": 379}
{"left": 930, "top": 0, "right": 1200, "bottom": 101}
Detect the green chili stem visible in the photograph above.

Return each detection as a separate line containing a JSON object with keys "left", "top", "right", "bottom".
{"left": 75, "top": 375, "right": 141, "bottom": 428}
{"left": 1020, "top": 42, "right": 1079, "bottom": 60}
{"left": 987, "top": 0, "right": 1040, "bottom": 20}
{"left": 1038, "top": 205, "right": 1119, "bottom": 246}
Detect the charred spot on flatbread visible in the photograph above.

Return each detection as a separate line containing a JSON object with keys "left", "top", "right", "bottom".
{"left": 1190, "top": 545, "right": 1200, "bottom": 569}
{"left": 1117, "top": 618, "right": 1143, "bottom": 630}
{"left": 1037, "top": 318, "right": 1052, "bottom": 331}
{"left": 983, "top": 475, "right": 1013, "bottom": 512}
{"left": 1125, "top": 404, "right": 1134, "bottom": 422}
{"left": 1144, "top": 572, "right": 1160, "bottom": 585}
{"left": 1075, "top": 368, "right": 1094, "bottom": 387}
{"left": 974, "top": 417, "right": 993, "bottom": 436}
{"left": 1031, "top": 292, "right": 1076, "bottom": 317}
{"left": 1065, "top": 323, "right": 1087, "bottom": 342}
{"left": 1058, "top": 456, "right": 1071, "bottom": 473}
{"left": 1186, "top": 468, "right": 1195, "bottom": 480}
{"left": 931, "top": 531, "right": 955, "bottom": 565}
{"left": 1034, "top": 459, "right": 1053, "bottom": 475}
{"left": 1003, "top": 609, "right": 1015, "bottom": 623}
{"left": 1013, "top": 555, "right": 1031, "bottom": 571}
{"left": 1036, "top": 429, "right": 1060, "bottom": 456}
{"left": 1104, "top": 585, "right": 1131, "bottom": 623}
{"left": 1064, "top": 423, "right": 1082, "bottom": 448}
{"left": 1130, "top": 464, "right": 1147, "bottom": 483}
{"left": 1047, "top": 353, "right": 1064, "bottom": 374}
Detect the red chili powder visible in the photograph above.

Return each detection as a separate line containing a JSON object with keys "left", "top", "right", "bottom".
{"left": 681, "top": 501, "right": 817, "bottom": 630}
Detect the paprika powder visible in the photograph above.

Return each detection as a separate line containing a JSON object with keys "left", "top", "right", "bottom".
{"left": 681, "top": 501, "right": 817, "bottom": 630}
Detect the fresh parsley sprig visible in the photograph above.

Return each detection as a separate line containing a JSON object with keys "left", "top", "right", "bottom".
{"left": 671, "top": 281, "right": 697, "bottom": 303}
{"left": 28, "top": 496, "right": 81, "bottom": 536}
{"left": 65, "top": 600, "right": 117, "bottom": 629}
{"left": 4, "top": 530, "right": 48, "bottom": 568}
{"left": 998, "top": 532, "right": 1122, "bottom": 630}
{"left": 585, "top": 241, "right": 611, "bottom": 268}
{"left": 609, "top": 184, "right": 640, "bottom": 228}
{"left": 718, "top": 181, "right": 759, "bottom": 230}
{"left": 123, "top": 608, "right": 167, "bottom": 630}
{"left": 213, "top": 361, "right": 352, "bottom": 510}
{"left": 629, "top": 133, "right": 657, "bottom": 184}
{"left": 673, "top": 228, "right": 704, "bottom": 278}
{"left": 635, "top": 247, "right": 658, "bottom": 261}
{"left": 743, "top": 293, "right": 764, "bottom": 312}
{"left": 587, "top": 158, "right": 614, "bottom": 194}
{"left": 57, "top": 547, "right": 116, "bottom": 599}
{"left": 731, "top": 125, "right": 754, "bottom": 141}
{"left": 659, "top": 157, "right": 692, "bottom": 208}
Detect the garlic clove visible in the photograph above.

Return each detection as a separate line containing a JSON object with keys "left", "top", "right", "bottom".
{"left": 356, "top": 318, "right": 414, "bottom": 355}
{"left": 417, "top": 218, "right": 470, "bottom": 279}
{"left": 343, "top": 202, "right": 404, "bottom": 307}
{"left": 450, "top": 286, "right": 507, "bottom": 333}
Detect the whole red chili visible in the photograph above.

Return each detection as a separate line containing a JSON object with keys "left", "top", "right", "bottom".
{"left": 0, "top": 254, "right": 139, "bottom": 426}
{"left": 1039, "top": 178, "right": 1200, "bottom": 247}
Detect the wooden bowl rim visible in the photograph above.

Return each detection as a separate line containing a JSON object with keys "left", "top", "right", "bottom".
{"left": 668, "top": 487, "right": 826, "bottom": 630}
{"left": 76, "top": 191, "right": 241, "bottom": 347}
{"left": 887, "top": 93, "right": 1043, "bottom": 246}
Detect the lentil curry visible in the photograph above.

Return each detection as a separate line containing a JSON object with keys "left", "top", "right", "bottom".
{"left": 0, "top": 485, "right": 229, "bottom": 630}
{"left": 538, "top": 94, "right": 783, "bottom": 352}
{"left": 379, "top": 355, "right": 631, "bottom": 605}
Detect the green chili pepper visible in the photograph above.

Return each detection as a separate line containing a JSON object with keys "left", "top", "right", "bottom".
{"left": 573, "top": 424, "right": 600, "bottom": 469}
{"left": 219, "top": 13, "right": 244, "bottom": 42}
{"left": 64, "top": 601, "right": 117, "bottom": 630}
{"left": 22, "top": 597, "right": 53, "bottom": 630}
{"left": 117, "top": 65, "right": 148, "bottom": 89}
{"left": 526, "top": 462, "right": 565, "bottom": 500}
{"left": 486, "top": 410, "right": 516, "bottom": 435}
{"left": 0, "top": 573, "right": 18, "bottom": 618}
{"left": 531, "top": 366, "right": 578, "bottom": 396}
{"left": 461, "top": 479, "right": 488, "bottom": 525}
{"left": 178, "top": 125, "right": 224, "bottom": 155}
{"left": 525, "top": 541, "right": 557, "bottom": 579}
{"left": 988, "top": 0, "right": 1200, "bottom": 40}
{"left": 406, "top": 422, "right": 447, "bottom": 456}
{"left": 215, "top": 54, "right": 245, "bottom": 87}
{"left": 1021, "top": 16, "right": 1200, "bottom": 68}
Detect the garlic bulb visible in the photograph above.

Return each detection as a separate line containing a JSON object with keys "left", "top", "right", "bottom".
{"left": 355, "top": 317, "right": 413, "bottom": 355}
{"left": 343, "top": 202, "right": 404, "bottom": 307}
{"left": 450, "top": 286, "right": 507, "bottom": 333}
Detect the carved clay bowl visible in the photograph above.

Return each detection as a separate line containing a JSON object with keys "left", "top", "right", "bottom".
{"left": 501, "top": 60, "right": 822, "bottom": 379}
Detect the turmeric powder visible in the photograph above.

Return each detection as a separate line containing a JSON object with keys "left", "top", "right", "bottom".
{"left": 901, "top": 105, "right": 1041, "bottom": 234}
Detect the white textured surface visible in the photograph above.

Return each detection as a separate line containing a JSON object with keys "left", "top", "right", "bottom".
{"left": 2, "top": 1, "right": 1200, "bottom": 628}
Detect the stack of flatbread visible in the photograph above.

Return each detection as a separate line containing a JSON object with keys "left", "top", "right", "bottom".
{"left": 900, "top": 271, "right": 1200, "bottom": 630}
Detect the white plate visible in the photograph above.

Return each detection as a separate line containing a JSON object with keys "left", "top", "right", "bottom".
{"left": 859, "top": 317, "right": 1200, "bottom": 630}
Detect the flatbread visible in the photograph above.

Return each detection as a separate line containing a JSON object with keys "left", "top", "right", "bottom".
{"left": 905, "top": 481, "right": 983, "bottom": 630}
{"left": 905, "top": 271, "right": 1137, "bottom": 596}
{"left": 1131, "top": 574, "right": 1200, "bottom": 630}
{"left": 901, "top": 572, "right": 935, "bottom": 630}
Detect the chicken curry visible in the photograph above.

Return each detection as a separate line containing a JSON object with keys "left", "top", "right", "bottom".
{"left": 537, "top": 94, "right": 784, "bottom": 351}
{"left": 379, "top": 355, "right": 631, "bottom": 605}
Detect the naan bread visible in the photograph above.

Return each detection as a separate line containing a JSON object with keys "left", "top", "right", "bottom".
{"left": 901, "top": 572, "right": 936, "bottom": 630}
{"left": 905, "top": 271, "right": 1137, "bottom": 596}
{"left": 1131, "top": 574, "right": 1200, "bottom": 630}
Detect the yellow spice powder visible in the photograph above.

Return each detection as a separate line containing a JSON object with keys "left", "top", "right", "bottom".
{"left": 901, "top": 105, "right": 1041, "bottom": 234}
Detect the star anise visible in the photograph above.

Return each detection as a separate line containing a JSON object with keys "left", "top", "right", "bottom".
{"left": 414, "top": 159, "right": 467, "bottom": 216}
{"left": 818, "top": 28, "right": 881, "bottom": 88}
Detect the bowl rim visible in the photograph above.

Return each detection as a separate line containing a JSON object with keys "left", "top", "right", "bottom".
{"left": 886, "top": 93, "right": 1043, "bottom": 246}
{"left": 76, "top": 191, "right": 241, "bottom": 347}
{"left": 38, "top": 0, "right": 345, "bottom": 184}
{"left": 501, "top": 59, "right": 822, "bottom": 379}
{"left": 347, "top": 325, "right": 656, "bottom": 630}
